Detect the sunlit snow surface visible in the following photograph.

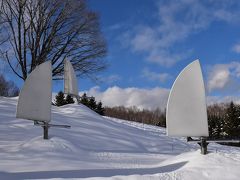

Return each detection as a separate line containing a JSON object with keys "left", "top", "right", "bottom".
{"left": 0, "top": 97, "right": 240, "bottom": 180}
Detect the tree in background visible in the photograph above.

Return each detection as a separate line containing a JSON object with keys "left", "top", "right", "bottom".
{"left": 223, "top": 102, "right": 240, "bottom": 138}
{"left": 0, "top": 0, "right": 107, "bottom": 81}
{"left": 0, "top": 74, "right": 19, "bottom": 97}
{"left": 80, "top": 93, "right": 89, "bottom": 106}
{"left": 55, "top": 91, "right": 66, "bottom": 106}
{"left": 7, "top": 81, "right": 20, "bottom": 97}
{"left": 208, "top": 113, "right": 223, "bottom": 139}
{"left": 88, "top": 97, "right": 97, "bottom": 111}
{"left": 207, "top": 104, "right": 225, "bottom": 139}
{"left": 0, "top": 75, "right": 8, "bottom": 96}
{"left": 104, "top": 106, "right": 166, "bottom": 127}
{"left": 207, "top": 102, "right": 240, "bottom": 146}
{"left": 79, "top": 93, "right": 105, "bottom": 115}
{"left": 96, "top": 102, "right": 105, "bottom": 115}
{"left": 66, "top": 94, "right": 75, "bottom": 104}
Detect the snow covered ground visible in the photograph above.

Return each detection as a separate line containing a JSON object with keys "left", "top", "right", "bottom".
{"left": 0, "top": 97, "right": 240, "bottom": 180}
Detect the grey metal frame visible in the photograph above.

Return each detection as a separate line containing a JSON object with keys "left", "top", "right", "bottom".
{"left": 187, "top": 137, "right": 240, "bottom": 155}
{"left": 34, "top": 121, "right": 71, "bottom": 139}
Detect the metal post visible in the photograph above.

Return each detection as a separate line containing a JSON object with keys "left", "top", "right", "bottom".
{"left": 187, "top": 137, "right": 240, "bottom": 154}
{"left": 200, "top": 137, "right": 208, "bottom": 155}
{"left": 43, "top": 122, "right": 49, "bottom": 140}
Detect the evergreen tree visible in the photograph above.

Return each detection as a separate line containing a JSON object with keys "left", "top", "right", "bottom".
{"left": 88, "top": 96, "right": 97, "bottom": 110}
{"left": 80, "top": 93, "right": 89, "bottom": 106}
{"left": 79, "top": 93, "right": 105, "bottom": 115}
{"left": 96, "top": 101, "right": 105, "bottom": 115}
{"left": 66, "top": 94, "right": 75, "bottom": 104}
{"left": 55, "top": 91, "right": 66, "bottom": 106}
{"left": 208, "top": 114, "right": 224, "bottom": 139}
{"left": 223, "top": 102, "right": 240, "bottom": 138}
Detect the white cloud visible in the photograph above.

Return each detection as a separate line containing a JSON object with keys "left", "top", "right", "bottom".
{"left": 232, "top": 43, "right": 240, "bottom": 53}
{"left": 147, "top": 49, "right": 192, "bottom": 67}
{"left": 81, "top": 86, "right": 170, "bottom": 110}
{"left": 207, "top": 95, "right": 240, "bottom": 105}
{"left": 107, "top": 23, "right": 124, "bottom": 31}
{"left": 121, "top": 0, "right": 240, "bottom": 66}
{"left": 142, "top": 68, "right": 170, "bottom": 82}
{"left": 207, "top": 65, "right": 230, "bottom": 92}
{"left": 130, "top": 26, "right": 158, "bottom": 52}
{"left": 100, "top": 74, "right": 121, "bottom": 84}
{"left": 79, "top": 85, "right": 240, "bottom": 111}
{"left": 207, "top": 62, "right": 240, "bottom": 92}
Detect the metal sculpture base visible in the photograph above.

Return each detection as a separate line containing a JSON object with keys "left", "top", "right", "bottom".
{"left": 187, "top": 137, "right": 240, "bottom": 155}
{"left": 43, "top": 123, "right": 48, "bottom": 139}
{"left": 34, "top": 121, "right": 71, "bottom": 140}
{"left": 199, "top": 137, "right": 208, "bottom": 155}
{"left": 187, "top": 137, "right": 209, "bottom": 155}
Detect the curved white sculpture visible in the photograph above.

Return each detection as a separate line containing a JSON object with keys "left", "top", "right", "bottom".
{"left": 16, "top": 61, "right": 52, "bottom": 122}
{"left": 64, "top": 59, "right": 79, "bottom": 96}
{"left": 166, "top": 60, "right": 209, "bottom": 137}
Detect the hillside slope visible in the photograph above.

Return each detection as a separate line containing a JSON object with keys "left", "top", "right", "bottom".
{"left": 0, "top": 97, "right": 239, "bottom": 180}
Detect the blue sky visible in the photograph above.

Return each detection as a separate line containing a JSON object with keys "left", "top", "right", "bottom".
{"left": 4, "top": 0, "right": 240, "bottom": 109}
{"left": 84, "top": 0, "right": 240, "bottom": 108}
{"left": 85, "top": 0, "right": 240, "bottom": 92}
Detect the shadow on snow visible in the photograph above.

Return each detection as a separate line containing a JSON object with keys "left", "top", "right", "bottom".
{"left": 0, "top": 161, "right": 187, "bottom": 179}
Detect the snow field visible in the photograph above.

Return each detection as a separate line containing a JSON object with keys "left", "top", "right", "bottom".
{"left": 0, "top": 97, "right": 239, "bottom": 179}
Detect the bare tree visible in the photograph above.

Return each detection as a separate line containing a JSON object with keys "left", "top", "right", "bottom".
{"left": 104, "top": 106, "right": 166, "bottom": 127}
{"left": 0, "top": 0, "right": 107, "bottom": 81}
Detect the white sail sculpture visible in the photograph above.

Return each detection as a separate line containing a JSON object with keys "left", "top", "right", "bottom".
{"left": 64, "top": 59, "right": 79, "bottom": 97}
{"left": 16, "top": 61, "right": 52, "bottom": 123}
{"left": 166, "top": 60, "right": 209, "bottom": 137}
{"left": 16, "top": 61, "right": 71, "bottom": 140}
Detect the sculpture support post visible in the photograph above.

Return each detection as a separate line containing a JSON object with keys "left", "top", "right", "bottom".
{"left": 34, "top": 120, "right": 70, "bottom": 140}
{"left": 200, "top": 137, "right": 208, "bottom": 155}
{"left": 43, "top": 122, "right": 49, "bottom": 140}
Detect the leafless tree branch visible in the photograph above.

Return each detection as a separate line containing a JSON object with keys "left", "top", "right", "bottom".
{"left": 0, "top": 0, "right": 107, "bottom": 81}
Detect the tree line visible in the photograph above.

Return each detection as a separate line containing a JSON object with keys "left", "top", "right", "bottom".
{"left": 54, "top": 92, "right": 105, "bottom": 115}
{"left": 105, "top": 102, "right": 240, "bottom": 146}
{"left": 55, "top": 92, "right": 239, "bottom": 145}
{"left": 104, "top": 106, "right": 166, "bottom": 127}
{"left": 54, "top": 91, "right": 166, "bottom": 126}
{"left": 0, "top": 74, "right": 19, "bottom": 97}
{"left": 208, "top": 102, "right": 240, "bottom": 140}
{"left": 0, "top": 84, "right": 238, "bottom": 146}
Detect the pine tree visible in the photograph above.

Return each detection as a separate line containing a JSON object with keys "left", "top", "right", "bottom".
{"left": 79, "top": 93, "right": 105, "bottom": 115}
{"left": 55, "top": 91, "right": 66, "bottom": 106}
{"left": 80, "top": 93, "right": 89, "bottom": 106}
{"left": 96, "top": 101, "right": 105, "bottom": 115}
{"left": 208, "top": 114, "right": 224, "bottom": 139}
{"left": 88, "top": 96, "right": 97, "bottom": 110}
{"left": 66, "top": 94, "right": 75, "bottom": 104}
{"left": 223, "top": 102, "right": 240, "bottom": 138}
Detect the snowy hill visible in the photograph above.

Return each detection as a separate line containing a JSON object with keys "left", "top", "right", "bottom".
{"left": 0, "top": 97, "right": 240, "bottom": 180}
